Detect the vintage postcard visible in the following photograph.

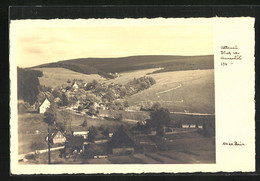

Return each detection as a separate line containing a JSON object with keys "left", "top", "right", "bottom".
{"left": 10, "top": 17, "right": 255, "bottom": 174}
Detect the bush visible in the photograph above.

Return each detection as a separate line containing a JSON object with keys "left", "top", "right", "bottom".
{"left": 151, "top": 102, "right": 161, "bottom": 111}
{"left": 43, "top": 104, "right": 57, "bottom": 125}
{"left": 114, "top": 114, "right": 123, "bottom": 121}
{"left": 198, "top": 122, "right": 215, "bottom": 137}
{"left": 87, "top": 126, "right": 97, "bottom": 142}
{"left": 25, "top": 154, "right": 38, "bottom": 160}
{"left": 81, "top": 119, "right": 87, "bottom": 127}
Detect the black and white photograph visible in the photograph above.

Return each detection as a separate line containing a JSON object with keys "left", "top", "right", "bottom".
{"left": 10, "top": 16, "right": 255, "bottom": 174}
{"left": 13, "top": 19, "right": 215, "bottom": 165}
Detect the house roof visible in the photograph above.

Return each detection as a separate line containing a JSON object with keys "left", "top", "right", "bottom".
{"left": 38, "top": 98, "right": 51, "bottom": 108}
{"left": 67, "top": 136, "right": 84, "bottom": 147}
{"left": 49, "top": 129, "right": 65, "bottom": 139}
{"left": 54, "top": 97, "right": 61, "bottom": 103}
{"left": 71, "top": 82, "right": 79, "bottom": 88}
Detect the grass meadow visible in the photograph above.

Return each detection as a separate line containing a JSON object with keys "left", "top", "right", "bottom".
{"left": 18, "top": 113, "right": 48, "bottom": 154}
{"left": 125, "top": 69, "right": 215, "bottom": 113}
{"left": 34, "top": 67, "right": 106, "bottom": 88}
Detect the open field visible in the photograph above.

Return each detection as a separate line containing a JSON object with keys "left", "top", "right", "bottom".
{"left": 33, "top": 67, "right": 106, "bottom": 88}
{"left": 18, "top": 113, "right": 48, "bottom": 154}
{"left": 33, "top": 67, "right": 160, "bottom": 88}
{"left": 99, "top": 110, "right": 150, "bottom": 122}
{"left": 126, "top": 69, "right": 215, "bottom": 113}
{"left": 56, "top": 110, "right": 130, "bottom": 130}
{"left": 105, "top": 68, "right": 161, "bottom": 85}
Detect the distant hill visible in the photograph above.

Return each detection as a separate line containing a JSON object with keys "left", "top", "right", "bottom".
{"left": 32, "top": 55, "right": 214, "bottom": 77}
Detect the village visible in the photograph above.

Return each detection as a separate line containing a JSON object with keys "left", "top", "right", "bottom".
{"left": 18, "top": 75, "right": 215, "bottom": 164}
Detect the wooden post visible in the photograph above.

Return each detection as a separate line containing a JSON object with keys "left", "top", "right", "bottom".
{"left": 48, "top": 127, "right": 51, "bottom": 164}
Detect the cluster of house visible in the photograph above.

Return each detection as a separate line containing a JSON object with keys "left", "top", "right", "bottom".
{"left": 47, "top": 125, "right": 136, "bottom": 158}
{"left": 47, "top": 127, "right": 88, "bottom": 155}
{"left": 37, "top": 81, "right": 111, "bottom": 115}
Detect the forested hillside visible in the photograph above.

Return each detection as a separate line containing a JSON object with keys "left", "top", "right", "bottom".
{"left": 17, "top": 67, "right": 43, "bottom": 104}
{"left": 32, "top": 55, "right": 214, "bottom": 77}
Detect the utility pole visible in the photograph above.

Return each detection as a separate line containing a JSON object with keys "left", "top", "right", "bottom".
{"left": 48, "top": 127, "right": 51, "bottom": 164}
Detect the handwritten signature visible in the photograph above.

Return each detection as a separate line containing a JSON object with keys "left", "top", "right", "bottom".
{"left": 222, "top": 141, "right": 245, "bottom": 146}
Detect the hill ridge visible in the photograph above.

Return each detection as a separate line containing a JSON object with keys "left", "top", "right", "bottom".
{"left": 31, "top": 55, "right": 214, "bottom": 77}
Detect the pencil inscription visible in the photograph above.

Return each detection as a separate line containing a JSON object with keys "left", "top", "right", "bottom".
{"left": 220, "top": 45, "right": 242, "bottom": 66}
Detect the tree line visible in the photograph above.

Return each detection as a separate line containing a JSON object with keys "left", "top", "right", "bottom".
{"left": 17, "top": 67, "right": 43, "bottom": 105}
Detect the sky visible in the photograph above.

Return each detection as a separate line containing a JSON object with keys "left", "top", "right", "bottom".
{"left": 11, "top": 19, "right": 213, "bottom": 68}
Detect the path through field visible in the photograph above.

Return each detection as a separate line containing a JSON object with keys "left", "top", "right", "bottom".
{"left": 156, "top": 84, "right": 182, "bottom": 95}
{"left": 19, "top": 146, "right": 64, "bottom": 161}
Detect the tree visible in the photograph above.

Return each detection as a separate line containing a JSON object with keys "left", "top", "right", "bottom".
{"left": 77, "top": 105, "right": 83, "bottom": 112}
{"left": 87, "top": 126, "right": 97, "bottom": 142}
{"left": 114, "top": 114, "right": 123, "bottom": 121}
{"left": 56, "top": 121, "right": 66, "bottom": 132}
{"left": 88, "top": 105, "right": 97, "bottom": 116}
{"left": 102, "top": 128, "right": 109, "bottom": 137}
{"left": 81, "top": 117, "right": 88, "bottom": 127}
{"left": 43, "top": 104, "right": 57, "bottom": 125}
{"left": 151, "top": 102, "right": 161, "bottom": 111}
{"left": 119, "top": 88, "right": 127, "bottom": 97}
{"left": 52, "top": 89, "right": 62, "bottom": 98}
{"left": 61, "top": 93, "right": 68, "bottom": 106}
{"left": 86, "top": 79, "right": 98, "bottom": 90}
{"left": 102, "top": 90, "right": 114, "bottom": 102}
{"left": 85, "top": 93, "right": 99, "bottom": 103}
{"left": 68, "top": 96, "right": 78, "bottom": 107}
{"left": 17, "top": 67, "right": 42, "bottom": 104}
{"left": 61, "top": 110, "right": 72, "bottom": 131}
{"left": 123, "top": 100, "right": 129, "bottom": 107}
{"left": 149, "top": 108, "right": 170, "bottom": 136}
{"left": 148, "top": 77, "right": 156, "bottom": 85}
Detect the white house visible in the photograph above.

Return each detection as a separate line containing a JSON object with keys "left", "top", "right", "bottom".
{"left": 71, "top": 82, "right": 79, "bottom": 91}
{"left": 189, "top": 124, "right": 196, "bottom": 128}
{"left": 198, "top": 125, "right": 203, "bottom": 129}
{"left": 71, "top": 128, "right": 89, "bottom": 139}
{"left": 52, "top": 130, "right": 66, "bottom": 144}
{"left": 39, "top": 98, "right": 51, "bottom": 114}
{"left": 182, "top": 124, "right": 189, "bottom": 128}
